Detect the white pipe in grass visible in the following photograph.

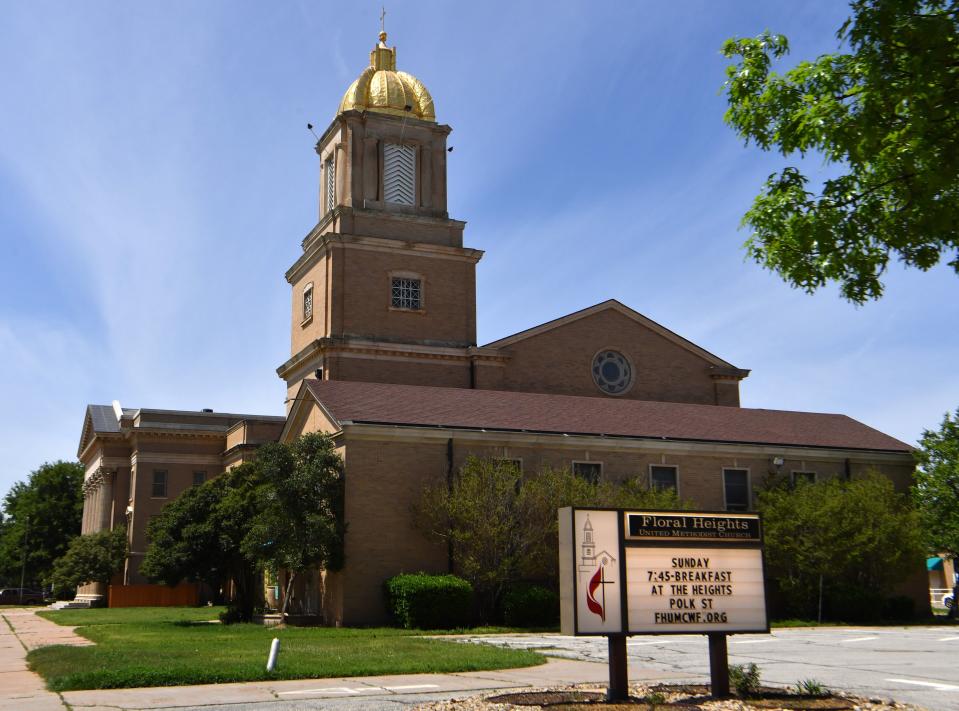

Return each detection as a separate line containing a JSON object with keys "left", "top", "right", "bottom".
{"left": 266, "top": 637, "right": 280, "bottom": 672}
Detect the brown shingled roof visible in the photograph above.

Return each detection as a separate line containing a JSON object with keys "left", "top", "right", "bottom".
{"left": 304, "top": 380, "right": 911, "bottom": 453}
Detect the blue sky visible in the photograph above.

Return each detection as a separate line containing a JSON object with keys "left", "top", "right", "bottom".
{"left": 1, "top": 1, "right": 957, "bottom": 498}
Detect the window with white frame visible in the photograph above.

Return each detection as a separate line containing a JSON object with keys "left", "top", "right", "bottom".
{"left": 384, "top": 142, "right": 416, "bottom": 205}
{"left": 152, "top": 470, "right": 168, "bottom": 498}
{"left": 723, "top": 468, "right": 750, "bottom": 511}
{"left": 650, "top": 465, "right": 678, "bottom": 492}
{"left": 791, "top": 470, "right": 816, "bottom": 486}
{"left": 303, "top": 284, "right": 314, "bottom": 322}
{"left": 572, "top": 461, "right": 602, "bottom": 484}
{"left": 325, "top": 157, "right": 335, "bottom": 212}
{"left": 391, "top": 277, "right": 422, "bottom": 310}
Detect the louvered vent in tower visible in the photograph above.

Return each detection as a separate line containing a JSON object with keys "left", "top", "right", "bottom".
{"left": 384, "top": 143, "right": 416, "bottom": 206}
{"left": 325, "top": 157, "right": 335, "bottom": 212}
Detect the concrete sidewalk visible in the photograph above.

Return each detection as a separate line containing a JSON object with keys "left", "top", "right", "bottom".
{"left": 0, "top": 606, "right": 90, "bottom": 711}
{"left": 61, "top": 659, "right": 687, "bottom": 710}
{"left": 0, "top": 608, "right": 689, "bottom": 711}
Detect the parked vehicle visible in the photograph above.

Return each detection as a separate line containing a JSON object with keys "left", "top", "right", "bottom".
{"left": 945, "top": 592, "right": 955, "bottom": 610}
{"left": 0, "top": 588, "right": 48, "bottom": 605}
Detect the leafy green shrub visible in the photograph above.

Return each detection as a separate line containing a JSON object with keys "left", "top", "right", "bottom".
{"left": 645, "top": 691, "right": 666, "bottom": 710}
{"left": 759, "top": 473, "right": 923, "bottom": 621}
{"left": 796, "top": 679, "right": 828, "bottom": 696}
{"left": 501, "top": 584, "right": 559, "bottom": 627}
{"left": 729, "top": 662, "right": 760, "bottom": 697}
{"left": 385, "top": 573, "right": 473, "bottom": 629}
{"left": 883, "top": 595, "right": 915, "bottom": 621}
{"left": 218, "top": 606, "right": 246, "bottom": 625}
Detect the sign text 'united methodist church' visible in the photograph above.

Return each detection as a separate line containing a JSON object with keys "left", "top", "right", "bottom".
{"left": 559, "top": 508, "right": 768, "bottom": 635}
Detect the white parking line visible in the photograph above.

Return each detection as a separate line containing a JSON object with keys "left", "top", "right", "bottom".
{"left": 841, "top": 636, "right": 879, "bottom": 643}
{"left": 939, "top": 636, "right": 959, "bottom": 642}
{"left": 384, "top": 684, "right": 442, "bottom": 691}
{"left": 887, "top": 678, "right": 959, "bottom": 691}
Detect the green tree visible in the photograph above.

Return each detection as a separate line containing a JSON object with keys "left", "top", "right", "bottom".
{"left": 0, "top": 461, "right": 84, "bottom": 587}
{"left": 759, "top": 473, "right": 924, "bottom": 620}
{"left": 721, "top": 0, "right": 959, "bottom": 303}
{"left": 241, "top": 433, "right": 345, "bottom": 615}
{"left": 141, "top": 464, "right": 263, "bottom": 621}
{"left": 415, "top": 457, "right": 687, "bottom": 621}
{"left": 47, "top": 525, "right": 127, "bottom": 593}
{"left": 913, "top": 408, "right": 959, "bottom": 614}
{"left": 141, "top": 434, "right": 345, "bottom": 622}
{"left": 914, "top": 408, "right": 959, "bottom": 555}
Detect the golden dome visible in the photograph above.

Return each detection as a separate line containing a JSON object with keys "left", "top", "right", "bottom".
{"left": 337, "top": 32, "right": 436, "bottom": 122}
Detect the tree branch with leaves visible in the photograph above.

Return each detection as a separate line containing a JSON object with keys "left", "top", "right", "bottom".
{"left": 722, "top": 0, "right": 959, "bottom": 303}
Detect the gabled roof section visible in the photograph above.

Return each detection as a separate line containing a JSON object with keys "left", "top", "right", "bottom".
{"left": 304, "top": 380, "right": 912, "bottom": 453}
{"left": 281, "top": 380, "right": 343, "bottom": 443}
{"left": 483, "top": 299, "right": 737, "bottom": 369}
{"left": 78, "top": 404, "right": 136, "bottom": 457}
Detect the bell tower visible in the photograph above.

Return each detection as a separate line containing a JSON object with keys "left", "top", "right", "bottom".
{"left": 278, "top": 30, "right": 486, "bottom": 405}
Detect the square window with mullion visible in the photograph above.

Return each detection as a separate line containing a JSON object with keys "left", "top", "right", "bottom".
{"left": 391, "top": 277, "right": 422, "bottom": 310}
{"left": 650, "top": 465, "right": 678, "bottom": 492}
{"left": 573, "top": 461, "right": 602, "bottom": 484}
{"left": 723, "top": 468, "right": 750, "bottom": 511}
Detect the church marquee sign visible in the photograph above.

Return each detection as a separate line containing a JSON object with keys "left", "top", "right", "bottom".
{"left": 559, "top": 508, "right": 768, "bottom": 636}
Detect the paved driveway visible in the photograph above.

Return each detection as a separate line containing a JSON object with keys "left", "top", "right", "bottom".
{"left": 456, "top": 626, "right": 959, "bottom": 711}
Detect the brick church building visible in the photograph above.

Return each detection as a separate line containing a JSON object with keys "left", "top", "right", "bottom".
{"left": 77, "top": 31, "right": 922, "bottom": 622}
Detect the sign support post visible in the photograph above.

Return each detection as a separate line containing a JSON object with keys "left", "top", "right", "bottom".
{"left": 707, "top": 632, "right": 730, "bottom": 697}
{"left": 607, "top": 634, "right": 628, "bottom": 700}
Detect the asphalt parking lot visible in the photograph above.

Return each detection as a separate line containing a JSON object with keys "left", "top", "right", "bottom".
{"left": 457, "top": 625, "right": 959, "bottom": 711}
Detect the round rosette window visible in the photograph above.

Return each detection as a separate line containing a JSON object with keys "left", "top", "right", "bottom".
{"left": 592, "top": 350, "right": 633, "bottom": 395}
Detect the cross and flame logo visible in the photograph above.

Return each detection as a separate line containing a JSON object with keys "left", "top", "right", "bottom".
{"left": 586, "top": 565, "right": 614, "bottom": 621}
{"left": 580, "top": 514, "right": 616, "bottom": 622}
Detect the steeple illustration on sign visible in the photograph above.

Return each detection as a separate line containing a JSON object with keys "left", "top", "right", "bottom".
{"left": 578, "top": 514, "right": 617, "bottom": 623}
{"left": 579, "top": 514, "right": 616, "bottom": 572}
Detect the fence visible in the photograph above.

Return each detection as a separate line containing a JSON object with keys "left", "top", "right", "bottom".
{"left": 930, "top": 587, "right": 952, "bottom": 608}
{"left": 108, "top": 583, "right": 199, "bottom": 608}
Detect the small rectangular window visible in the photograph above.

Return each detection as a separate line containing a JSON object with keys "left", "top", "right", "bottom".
{"left": 152, "top": 470, "right": 168, "bottom": 498}
{"left": 303, "top": 285, "right": 313, "bottom": 321}
{"left": 384, "top": 142, "right": 416, "bottom": 205}
{"left": 495, "top": 458, "right": 523, "bottom": 473}
{"left": 650, "top": 465, "right": 678, "bottom": 492}
{"left": 573, "top": 461, "right": 602, "bottom": 484}
{"left": 723, "top": 468, "right": 750, "bottom": 511}
{"left": 193, "top": 471, "right": 206, "bottom": 487}
{"left": 792, "top": 471, "right": 816, "bottom": 486}
{"left": 325, "top": 157, "right": 335, "bottom": 212}
{"left": 391, "top": 277, "right": 422, "bottom": 310}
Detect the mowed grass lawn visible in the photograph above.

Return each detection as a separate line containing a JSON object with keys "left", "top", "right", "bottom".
{"left": 30, "top": 607, "right": 543, "bottom": 691}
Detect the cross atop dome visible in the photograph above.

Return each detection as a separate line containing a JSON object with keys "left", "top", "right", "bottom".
{"left": 337, "top": 21, "right": 436, "bottom": 122}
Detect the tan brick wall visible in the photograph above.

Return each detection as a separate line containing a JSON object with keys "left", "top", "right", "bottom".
{"left": 291, "top": 253, "right": 331, "bottom": 355}
{"left": 331, "top": 248, "right": 476, "bottom": 346}
{"left": 312, "top": 425, "right": 917, "bottom": 625}
{"left": 329, "top": 355, "right": 470, "bottom": 388}
{"left": 496, "top": 309, "right": 734, "bottom": 405}
{"left": 335, "top": 438, "right": 450, "bottom": 625}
